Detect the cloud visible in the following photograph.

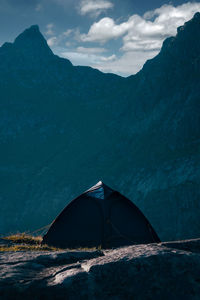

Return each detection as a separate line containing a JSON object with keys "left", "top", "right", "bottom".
{"left": 80, "top": 17, "right": 132, "bottom": 43}
{"left": 63, "top": 29, "right": 73, "bottom": 37}
{"left": 78, "top": 2, "right": 200, "bottom": 75}
{"left": 61, "top": 51, "right": 102, "bottom": 66}
{"left": 60, "top": 47, "right": 116, "bottom": 68}
{"left": 45, "top": 23, "right": 54, "bottom": 36}
{"left": 122, "top": 2, "right": 200, "bottom": 52}
{"left": 92, "top": 50, "right": 158, "bottom": 76}
{"left": 47, "top": 36, "right": 57, "bottom": 46}
{"left": 80, "top": 2, "right": 200, "bottom": 46}
{"left": 100, "top": 54, "right": 116, "bottom": 61}
{"left": 46, "top": 2, "right": 200, "bottom": 76}
{"left": 45, "top": 28, "right": 77, "bottom": 48}
{"left": 79, "top": 0, "right": 113, "bottom": 17}
{"left": 76, "top": 46, "right": 106, "bottom": 53}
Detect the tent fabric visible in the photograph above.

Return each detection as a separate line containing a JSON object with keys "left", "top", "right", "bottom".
{"left": 43, "top": 181, "right": 160, "bottom": 248}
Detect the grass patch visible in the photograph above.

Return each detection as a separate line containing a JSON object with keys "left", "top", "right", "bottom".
{"left": 1, "top": 233, "right": 61, "bottom": 252}
{"left": 0, "top": 233, "right": 102, "bottom": 252}
{"left": 4, "top": 233, "right": 42, "bottom": 245}
{"left": 0, "top": 244, "right": 60, "bottom": 252}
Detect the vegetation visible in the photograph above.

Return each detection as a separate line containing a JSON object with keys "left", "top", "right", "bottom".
{"left": 0, "top": 244, "right": 60, "bottom": 252}
{"left": 0, "top": 233, "right": 102, "bottom": 252}
{"left": 0, "top": 233, "right": 60, "bottom": 252}
{"left": 4, "top": 233, "right": 42, "bottom": 245}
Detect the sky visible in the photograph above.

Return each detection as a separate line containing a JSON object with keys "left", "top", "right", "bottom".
{"left": 0, "top": 0, "right": 200, "bottom": 76}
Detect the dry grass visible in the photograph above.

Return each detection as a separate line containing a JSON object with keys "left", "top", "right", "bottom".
{"left": 0, "top": 233, "right": 61, "bottom": 252}
{"left": 4, "top": 233, "right": 42, "bottom": 245}
{"left": 0, "top": 233, "right": 102, "bottom": 252}
{"left": 0, "top": 244, "right": 60, "bottom": 252}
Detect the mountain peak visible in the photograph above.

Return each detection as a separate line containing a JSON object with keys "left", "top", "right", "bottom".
{"left": 177, "top": 11, "right": 200, "bottom": 34}
{"left": 142, "top": 11, "right": 200, "bottom": 70}
{"left": 13, "top": 24, "right": 53, "bottom": 57}
{"left": 21, "top": 24, "right": 40, "bottom": 33}
{"left": 194, "top": 11, "right": 200, "bottom": 19}
{"left": 14, "top": 25, "right": 44, "bottom": 43}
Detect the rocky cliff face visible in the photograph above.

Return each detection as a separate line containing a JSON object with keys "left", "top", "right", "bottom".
{"left": 1, "top": 239, "right": 200, "bottom": 299}
{"left": 0, "top": 14, "right": 200, "bottom": 241}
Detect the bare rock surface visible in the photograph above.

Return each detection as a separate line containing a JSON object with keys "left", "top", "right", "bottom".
{"left": 1, "top": 239, "right": 200, "bottom": 299}
{"left": 0, "top": 238, "right": 13, "bottom": 247}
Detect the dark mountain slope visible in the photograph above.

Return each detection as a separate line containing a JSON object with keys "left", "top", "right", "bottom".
{"left": 114, "top": 13, "right": 200, "bottom": 239}
{"left": 0, "top": 14, "right": 200, "bottom": 241}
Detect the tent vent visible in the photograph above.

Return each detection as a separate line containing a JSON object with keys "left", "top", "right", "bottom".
{"left": 88, "top": 186, "right": 104, "bottom": 199}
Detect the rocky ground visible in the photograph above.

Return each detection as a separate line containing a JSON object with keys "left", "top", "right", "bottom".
{"left": 1, "top": 239, "right": 200, "bottom": 299}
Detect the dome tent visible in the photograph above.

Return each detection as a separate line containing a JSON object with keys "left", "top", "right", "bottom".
{"left": 43, "top": 181, "right": 160, "bottom": 248}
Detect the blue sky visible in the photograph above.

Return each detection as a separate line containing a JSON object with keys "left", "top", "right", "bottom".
{"left": 1, "top": 0, "right": 200, "bottom": 76}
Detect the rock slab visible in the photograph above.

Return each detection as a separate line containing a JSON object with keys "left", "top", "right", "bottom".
{"left": 1, "top": 239, "right": 200, "bottom": 299}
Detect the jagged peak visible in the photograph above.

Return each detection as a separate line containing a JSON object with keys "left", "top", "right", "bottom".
{"left": 161, "top": 12, "right": 200, "bottom": 51}
{"left": 193, "top": 11, "right": 200, "bottom": 19}
{"left": 177, "top": 11, "right": 200, "bottom": 34}
{"left": 0, "top": 24, "right": 75, "bottom": 68}
{"left": 13, "top": 24, "right": 53, "bottom": 57}
{"left": 14, "top": 25, "right": 43, "bottom": 43}
{"left": 140, "top": 11, "right": 200, "bottom": 73}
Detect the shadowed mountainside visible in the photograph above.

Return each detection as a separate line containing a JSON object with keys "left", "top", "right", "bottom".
{"left": 0, "top": 13, "right": 200, "bottom": 240}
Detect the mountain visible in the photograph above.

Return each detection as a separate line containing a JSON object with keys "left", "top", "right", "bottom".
{"left": 0, "top": 13, "right": 200, "bottom": 241}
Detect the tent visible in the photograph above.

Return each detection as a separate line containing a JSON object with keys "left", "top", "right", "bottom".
{"left": 43, "top": 181, "right": 160, "bottom": 248}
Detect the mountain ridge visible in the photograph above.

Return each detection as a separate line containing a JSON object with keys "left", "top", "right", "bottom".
{"left": 1, "top": 11, "right": 200, "bottom": 78}
{"left": 139, "top": 12, "right": 200, "bottom": 73}
{"left": 0, "top": 13, "right": 199, "bottom": 241}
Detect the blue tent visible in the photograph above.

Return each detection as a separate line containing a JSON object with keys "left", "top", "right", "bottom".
{"left": 43, "top": 181, "right": 160, "bottom": 248}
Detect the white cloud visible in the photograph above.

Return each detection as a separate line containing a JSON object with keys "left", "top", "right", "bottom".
{"left": 80, "top": 17, "right": 133, "bottom": 43}
{"left": 100, "top": 54, "right": 116, "bottom": 61}
{"left": 63, "top": 29, "right": 73, "bottom": 37}
{"left": 61, "top": 51, "right": 101, "bottom": 66}
{"left": 45, "top": 23, "right": 54, "bottom": 36}
{"left": 45, "top": 28, "right": 76, "bottom": 48}
{"left": 122, "top": 2, "right": 200, "bottom": 52}
{"left": 92, "top": 50, "right": 158, "bottom": 76}
{"left": 48, "top": 2, "right": 200, "bottom": 76}
{"left": 60, "top": 48, "right": 116, "bottom": 68}
{"left": 76, "top": 46, "right": 106, "bottom": 53}
{"left": 81, "top": 2, "right": 200, "bottom": 46}
{"left": 65, "top": 41, "right": 72, "bottom": 47}
{"left": 78, "top": 2, "right": 200, "bottom": 75}
{"left": 79, "top": 0, "right": 113, "bottom": 17}
{"left": 47, "top": 36, "right": 57, "bottom": 46}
